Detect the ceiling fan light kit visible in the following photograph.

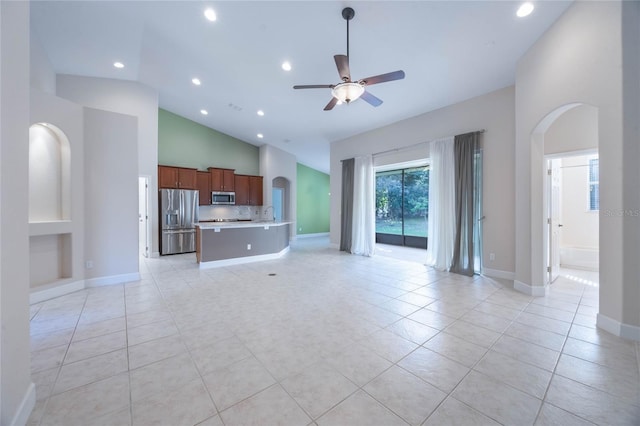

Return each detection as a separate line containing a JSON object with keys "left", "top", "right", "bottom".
{"left": 332, "top": 82, "right": 365, "bottom": 104}
{"left": 293, "top": 7, "right": 405, "bottom": 111}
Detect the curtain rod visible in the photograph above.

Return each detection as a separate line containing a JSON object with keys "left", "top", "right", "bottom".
{"left": 372, "top": 129, "right": 485, "bottom": 158}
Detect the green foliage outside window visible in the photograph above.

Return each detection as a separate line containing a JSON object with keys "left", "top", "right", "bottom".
{"left": 375, "top": 166, "right": 429, "bottom": 237}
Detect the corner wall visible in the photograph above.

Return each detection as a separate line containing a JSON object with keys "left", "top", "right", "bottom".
{"left": 260, "top": 145, "right": 297, "bottom": 238}
{"left": 1, "top": 2, "right": 35, "bottom": 424}
{"left": 515, "top": 0, "right": 639, "bottom": 338}
{"left": 83, "top": 108, "right": 139, "bottom": 282}
{"left": 330, "top": 86, "right": 516, "bottom": 276}
{"left": 56, "top": 75, "right": 160, "bottom": 256}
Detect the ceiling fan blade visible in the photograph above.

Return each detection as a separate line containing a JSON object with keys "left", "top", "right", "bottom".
{"left": 293, "top": 84, "right": 334, "bottom": 89}
{"left": 334, "top": 54, "right": 351, "bottom": 81}
{"left": 360, "top": 70, "right": 405, "bottom": 86}
{"left": 323, "top": 97, "right": 338, "bottom": 111}
{"left": 360, "top": 90, "right": 383, "bottom": 107}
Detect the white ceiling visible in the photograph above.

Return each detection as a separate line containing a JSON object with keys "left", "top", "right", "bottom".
{"left": 31, "top": 1, "right": 571, "bottom": 174}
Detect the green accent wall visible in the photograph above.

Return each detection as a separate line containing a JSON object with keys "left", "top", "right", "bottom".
{"left": 296, "top": 163, "right": 330, "bottom": 234}
{"left": 158, "top": 108, "right": 259, "bottom": 174}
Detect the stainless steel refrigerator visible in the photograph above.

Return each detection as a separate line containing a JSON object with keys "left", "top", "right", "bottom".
{"left": 160, "top": 189, "right": 199, "bottom": 255}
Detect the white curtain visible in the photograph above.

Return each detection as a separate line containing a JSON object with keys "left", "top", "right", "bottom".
{"left": 426, "top": 137, "right": 456, "bottom": 270}
{"left": 351, "top": 155, "right": 375, "bottom": 256}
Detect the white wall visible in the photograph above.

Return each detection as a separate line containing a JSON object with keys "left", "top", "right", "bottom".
{"left": 330, "top": 86, "right": 516, "bottom": 276}
{"left": 56, "top": 75, "right": 160, "bottom": 256}
{"left": 515, "top": 0, "right": 639, "bottom": 338}
{"left": 259, "top": 144, "right": 297, "bottom": 238}
{"left": 544, "top": 104, "right": 598, "bottom": 156}
{"left": 1, "top": 2, "right": 35, "bottom": 424}
{"left": 620, "top": 0, "right": 640, "bottom": 333}
{"left": 560, "top": 155, "right": 599, "bottom": 249}
{"left": 30, "top": 30, "right": 55, "bottom": 94}
{"left": 84, "top": 108, "right": 139, "bottom": 281}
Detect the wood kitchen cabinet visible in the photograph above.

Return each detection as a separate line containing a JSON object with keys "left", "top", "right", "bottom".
{"left": 196, "top": 171, "right": 211, "bottom": 205}
{"left": 158, "top": 165, "right": 197, "bottom": 189}
{"left": 249, "top": 176, "right": 263, "bottom": 206}
{"left": 208, "top": 168, "right": 235, "bottom": 191}
{"left": 234, "top": 174, "right": 250, "bottom": 205}
{"left": 234, "top": 174, "right": 263, "bottom": 205}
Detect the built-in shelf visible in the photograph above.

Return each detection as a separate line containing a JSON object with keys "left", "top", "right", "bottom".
{"left": 29, "top": 220, "right": 73, "bottom": 236}
{"left": 29, "top": 233, "right": 72, "bottom": 289}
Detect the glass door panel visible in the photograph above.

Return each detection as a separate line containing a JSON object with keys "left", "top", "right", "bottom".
{"left": 376, "top": 166, "right": 429, "bottom": 248}
{"left": 376, "top": 170, "right": 403, "bottom": 237}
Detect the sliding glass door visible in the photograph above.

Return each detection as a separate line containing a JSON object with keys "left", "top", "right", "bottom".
{"left": 375, "top": 166, "right": 429, "bottom": 248}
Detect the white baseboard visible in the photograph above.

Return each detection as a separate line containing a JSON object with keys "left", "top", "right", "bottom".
{"left": 199, "top": 247, "right": 290, "bottom": 269}
{"left": 482, "top": 268, "right": 515, "bottom": 280}
{"left": 85, "top": 272, "right": 141, "bottom": 288}
{"left": 10, "top": 382, "right": 35, "bottom": 426}
{"left": 296, "top": 232, "right": 329, "bottom": 239}
{"left": 30, "top": 280, "right": 85, "bottom": 304}
{"left": 597, "top": 313, "right": 640, "bottom": 342}
{"left": 514, "top": 279, "right": 549, "bottom": 297}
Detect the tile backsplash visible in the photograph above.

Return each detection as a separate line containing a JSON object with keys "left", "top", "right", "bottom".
{"left": 198, "top": 205, "right": 262, "bottom": 221}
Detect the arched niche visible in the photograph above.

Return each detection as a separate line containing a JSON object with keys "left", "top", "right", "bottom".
{"left": 29, "top": 122, "right": 71, "bottom": 222}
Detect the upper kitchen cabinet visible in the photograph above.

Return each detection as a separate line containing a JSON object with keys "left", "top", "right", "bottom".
{"left": 234, "top": 174, "right": 250, "bottom": 205}
{"left": 235, "top": 174, "right": 263, "bottom": 205}
{"left": 249, "top": 175, "right": 263, "bottom": 206}
{"left": 158, "top": 165, "right": 197, "bottom": 189}
{"left": 209, "top": 168, "right": 235, "bottom": 192}
{"left": 196, "top": 171, "right": 211, "bottom": 205}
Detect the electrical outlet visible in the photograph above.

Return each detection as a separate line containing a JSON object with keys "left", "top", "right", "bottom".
{"left": 247, "top": 244, "right": 251, "bottom": 250}
{"left": 489, "top": 253, "right": 495, "bottom": 261}
{"left": 299, "top": 227, "right": 302, "bottom": 232}
{"left": 85, "top": 260, "right": 94, "bottom": 269}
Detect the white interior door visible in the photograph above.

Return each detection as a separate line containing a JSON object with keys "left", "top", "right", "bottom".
{"left": 549, "top": 159, "right": 562, "bottom": 283}
{"left": 138, "top": 176, "right": 149, "bottom": 257}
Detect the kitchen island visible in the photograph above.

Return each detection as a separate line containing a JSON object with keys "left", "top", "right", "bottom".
{"left": 196, "top": 220, "right": 291, "bottom": 268}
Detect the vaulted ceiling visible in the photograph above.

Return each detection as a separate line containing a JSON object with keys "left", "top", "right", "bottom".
{"left": 31, "top": 1, "right": 572, "bottom": 173}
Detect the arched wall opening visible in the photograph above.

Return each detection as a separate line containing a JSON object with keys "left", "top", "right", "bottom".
{"left": 527, "top": 103, "right": 599, "bottom": 295}
{"left": 272, "top": 176, "right": 290, "bottom": 222}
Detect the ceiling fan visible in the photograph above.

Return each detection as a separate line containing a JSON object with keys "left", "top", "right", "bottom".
{"left": 293, "top": 7, "right": 406, "bottom": 111}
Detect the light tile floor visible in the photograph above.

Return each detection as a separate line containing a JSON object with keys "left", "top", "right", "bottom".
{"left": 28, "top": 237, "right": 640, "bottom": 425}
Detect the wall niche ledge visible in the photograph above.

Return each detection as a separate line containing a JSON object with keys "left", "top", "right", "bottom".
{"left": 29, "top": 220, "right": 72, "bottom": 236}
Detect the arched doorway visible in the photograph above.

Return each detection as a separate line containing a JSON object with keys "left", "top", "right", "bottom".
{"left": 272, "top": 176, "right": 290, "bottom": 222}
{"left": 530, "top": 103, "right": 599, "bottom": 293}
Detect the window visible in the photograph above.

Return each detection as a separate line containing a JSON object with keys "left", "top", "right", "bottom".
{"left": 588, "top": 157, "right": 599, "bottom": 211}
{"left": 375, "top": 165, "right": 429, "bottom": 248}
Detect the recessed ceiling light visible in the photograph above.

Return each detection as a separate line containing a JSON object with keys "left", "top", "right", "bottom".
{"left": 192, "top": 78, "right": 201, "bottom": 86}
{"left": 281, "top": 61, "right": 292, "bottom": 71}
{"left": 516, "top": 2, "right": 534, "bottom": 18}
{"left": 257, "top": 110, "right": 265, "bottom": 116}
{"left": 257, "top": 133, "right": 264, "bottom": 139}
{"left": 200, "top": 109, "right": 208, "bottom": 115}
{"left": 113, "top": 62, "right": 124, "bottom": 69}
{"left": 204, "top": 8, "right": 217, "bottom": 22}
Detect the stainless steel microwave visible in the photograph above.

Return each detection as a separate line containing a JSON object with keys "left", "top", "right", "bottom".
{"left": 211, "top": 191, "right": 235, "bottom": 205}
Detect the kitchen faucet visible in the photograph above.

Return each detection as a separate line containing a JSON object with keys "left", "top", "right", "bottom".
{"left": 263, "top": 206, "right": 274, "bottom": 220}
